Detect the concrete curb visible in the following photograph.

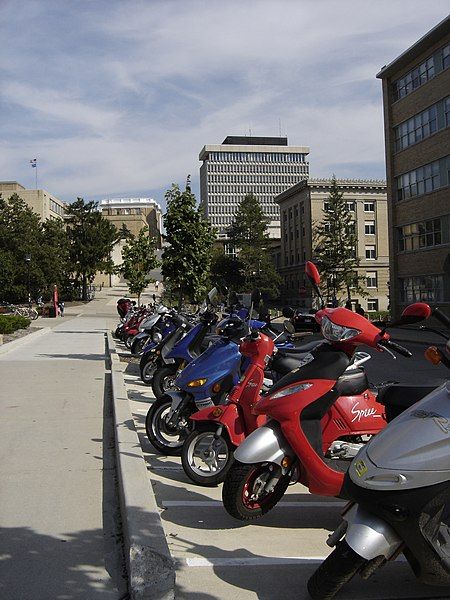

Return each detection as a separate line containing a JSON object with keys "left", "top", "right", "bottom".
{"left": 0, "top": 326, "right": 50, "bottom": 356}
{"left": 106, "top": 332, "right": 175, "bottom": 600}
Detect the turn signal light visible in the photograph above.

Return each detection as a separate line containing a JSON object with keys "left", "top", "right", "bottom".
{"left": 281, "top": 456, "right": 292, "bottom": 469}
{"left": 212, "top": 407, "right": 223, "bottom": 417}
{"left": 425, "top": 346, "right": 441, "bottom": 365}
{"left": 187, "top": 378, "right": 207, "bottom": 387}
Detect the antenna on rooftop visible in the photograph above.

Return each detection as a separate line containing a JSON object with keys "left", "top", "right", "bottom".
{"left": 249, "top": 125, "right": 252, "bottom": 137}
{"left": 278, "top": 118, "right": 282, "bottom": 137}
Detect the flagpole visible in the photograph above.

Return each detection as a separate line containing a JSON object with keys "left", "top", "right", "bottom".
{"left": 35, "top": 161, "right": 38, "bottom": 189}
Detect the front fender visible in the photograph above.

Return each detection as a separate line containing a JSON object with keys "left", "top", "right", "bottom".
{"left": 344, "top": 504, "right": 402, "bottom": 560}
{"left": 234, "top": 420, "right": 295, "bottom": 466}
{"left": 164, "top": 390, "right": 189, "bottom": 420}
{"left": 190, "top": 403, "right": 246, "bottom": 446}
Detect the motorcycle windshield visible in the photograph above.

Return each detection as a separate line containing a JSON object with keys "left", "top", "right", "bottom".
{"left": 166, "top": 322, "right": 203, "bottom": 361}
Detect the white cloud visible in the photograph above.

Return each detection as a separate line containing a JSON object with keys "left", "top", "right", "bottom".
{"left": 0, "top": 0, "right": 448, "bottom": 205}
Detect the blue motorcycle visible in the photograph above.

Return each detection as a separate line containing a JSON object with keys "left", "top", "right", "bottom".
{"left": 145, "top": 313, "right": 306, "bottom": 455}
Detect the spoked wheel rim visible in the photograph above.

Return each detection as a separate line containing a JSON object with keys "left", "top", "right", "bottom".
{"left": 162, "top": 374, "right": 178, "bottom": 393}
{"left": 241, "top": 464, "right": 275, "bottom": 511}
{"left": 186, "top": 431, "right": 230, "bottom": 477}
{"left": 142, "top": 362, "right": 157, "bottom": 382}
{"left": 150, "top": 401, "right": 187, "bottom": 449}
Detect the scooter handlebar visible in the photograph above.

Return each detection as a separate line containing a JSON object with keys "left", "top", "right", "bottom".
{"left": 379, "top": 339, "right": 412, "bottom": 358}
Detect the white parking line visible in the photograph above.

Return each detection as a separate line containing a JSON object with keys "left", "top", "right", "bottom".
{"left": 183, "top": 556, "right": 326, "bottom": 567}
{"left": 162, "top": 500, "right": 345, "bottom": 508}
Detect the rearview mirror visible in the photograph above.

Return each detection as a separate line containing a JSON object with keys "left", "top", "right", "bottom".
{"left": 207, "top": 287, "right": 218, "bottom": 306}
{"left": 305, "top": 261, "right": 320, "bottom": 287}
{"left": 397, "top": 302, "right": 432, "bottom": 325}
{"left": 283, "top": 320, "right": 295, "bottom": 335}
{"left": 282, "top": 306, "right": 295, "bottom": 318}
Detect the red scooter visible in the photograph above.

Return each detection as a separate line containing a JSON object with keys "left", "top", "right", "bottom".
{"left": 219, "top": 262, "right": 413, "bottom": 520}
{"left": 181, "top": 269, "right": 385, "bottom": 494}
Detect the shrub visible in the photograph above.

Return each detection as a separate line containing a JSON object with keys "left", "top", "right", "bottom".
{"left": 0, "top": 315, "right": 31, "bottom": 334}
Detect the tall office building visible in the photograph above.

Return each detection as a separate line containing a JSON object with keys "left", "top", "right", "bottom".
{"left": 376, "top": 15, "right": 450, "bottom": 317}
{"left": 199, "top": 136, "right": 309, "bottom": 244}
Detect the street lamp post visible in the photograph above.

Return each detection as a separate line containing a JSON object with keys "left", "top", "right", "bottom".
{"left": 24, "top": 254, "right": 31, "bottom": 307}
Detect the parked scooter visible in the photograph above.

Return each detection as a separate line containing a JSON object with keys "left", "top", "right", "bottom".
{"left": 128, "top": 304, "right": 171, "bottom": 353}
{"left": 145, "top": 306, "right": 298, "bottom": 456}
{"left": 221, "top": 262, "right": 415, "bottom": 521}
{"left": 307, "top": 304, "right": 450, "bottom": 600}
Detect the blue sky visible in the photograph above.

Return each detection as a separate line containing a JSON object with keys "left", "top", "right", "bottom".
{"left": 1, "top": 0, "right": 449, "bottom": 212}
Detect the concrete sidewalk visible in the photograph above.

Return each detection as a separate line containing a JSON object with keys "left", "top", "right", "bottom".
{"left": 0, "top": 291, "right": 127, "bottom": 599}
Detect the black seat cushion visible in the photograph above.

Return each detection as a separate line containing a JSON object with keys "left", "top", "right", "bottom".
{"left": 377, "top": 383, "right": 442, "bottom": 422}
{"left": 335, "top": 368, "right": 369, "bottom": 397}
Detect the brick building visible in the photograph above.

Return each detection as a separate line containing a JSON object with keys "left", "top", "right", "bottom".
{"left": 377, "top": 16, "right": 450, "bottom": 317}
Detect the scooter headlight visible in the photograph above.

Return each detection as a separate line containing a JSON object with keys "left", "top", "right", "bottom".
{"left": 321, "top": 316, "right": 361, "bottom": 342}
{"left": 152, "top": 332, "right": 163, "bottom": 343}
{"left": 270, "top": 383, "right": 313, "bottom": 399}
{"left": 187, "top": 378, "right": 208, "bottom": 388}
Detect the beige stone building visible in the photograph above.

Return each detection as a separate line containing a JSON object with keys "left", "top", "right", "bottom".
{"left": 97, "top": 197, "right": 163, "bottom": 287}
{"left": 275, "top": 179, "right": 389, "bottom": 313}
{"left": 0, "top": 181, "right": 67, "bottom": 221}
{"left": 376, "top": 15, "right": 450, "bottom": 317}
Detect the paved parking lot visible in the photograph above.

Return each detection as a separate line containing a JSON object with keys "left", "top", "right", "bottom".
{"left": 118, "top": 342, "right": 450, "bottom": 600}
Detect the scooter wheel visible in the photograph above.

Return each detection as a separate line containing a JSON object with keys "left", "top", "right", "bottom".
{"left": 181, "top": 424, "right": 234, "bottom": 487}
{"left": 131, "top": 336, "right": 148, "bottom": 355}
{"left": 140, "top": 358, "right": 157, "bottom": 385}
{"left": 151, "top": 365, "right": 179, "bottom": 399}
{"left": 222, "top": 461, "right": 290, "bottom": 520}
{"left": 124, "top": 335, "right": 133, "bottom": 349}
{"left": 307, "top": 540, "right": 367, "bottom": 600}
{"left": 145, "top": 395, "right": 192, "bottom": 455}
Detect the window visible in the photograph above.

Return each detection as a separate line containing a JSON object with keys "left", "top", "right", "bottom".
{"left": 394, "top": 103, "right": 438, "bottom": 151}
{"left": 365, "top": 221, "right": 376, "bottom": 235}
{"left": 367, "top": 299, "right": 379, "bottom": 312}
{"left": 399, "top": 275, "right": 444, "bottom": 303}
{"left": 396, "top": 157, "right": 444, "bottom": 201}
{"left": 323, "top": 201, "right": 330, "bottom": 211}
{"left": 364, "top": 202, "right": 375, "bottom": 212}
{"left": 443, "top": 43, "right": 450, "bottom": 70}
{"left": 365, "top": 245, "right": 376, "bottom": 260}
{"left": 366, "top": 272, "right": 377, "bottom": 288}
{"left": 346, "top": 201, "right": 355, "bottom": 212}
{"left": 393, "top": 56, "right": 435, "bottom": 100}
{"left": 397, "top": 218, "right": 443, "bottom": 252}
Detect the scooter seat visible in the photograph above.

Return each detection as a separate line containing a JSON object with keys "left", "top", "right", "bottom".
{"left": 276, "top": 340, "right": 323, "bottom": 356}
{"left": 377, "top": 383, "right": 441, "bottom": 422}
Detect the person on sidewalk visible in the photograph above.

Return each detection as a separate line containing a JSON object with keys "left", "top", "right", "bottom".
{"left": 155, "top": 280, "right": 160, "bottom": 293}
{"left": 355, "top": 302, "right": 365, "bottom": 317}
{"left": 345, "top": 300, "right": 353, "bottom": 310}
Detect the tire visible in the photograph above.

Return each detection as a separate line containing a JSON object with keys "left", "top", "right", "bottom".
{"left": 181, "top": 424, "right": 235, "bottom": 486}
{"left": 28, "top": 308, "right": 39, "bottom": 320}
{"left": 114, "top": 325, "right": 123, "bottom": 338}
{"left": 222, "top": 461, "right": 290, "bottom": 521}
{"left": 145, "top": 395, "right": 193, "bottom": 455}
{"left": 124, "top": 335, "right": 133, "bottom": 349}
{"left": 140, "top": 357, "right": 158, "bottom": 385}
{"left": 151, "top": 365, "right": 179, "bottom": 399}
{"left": 307, "top": 540, "right": 367, "bottom": 600}
{"left": 131, "top": 336, "right": 149, "bottom": 355}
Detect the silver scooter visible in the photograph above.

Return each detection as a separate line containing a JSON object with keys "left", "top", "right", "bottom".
{"left": 308, "top": 303, "right": 450, "bottom": 600}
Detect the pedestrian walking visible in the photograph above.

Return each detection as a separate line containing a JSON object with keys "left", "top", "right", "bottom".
{"left": 58, "top": 301, "right": 65, "bottom": 317}
{"left": 355, "top": 303, "right": 365, "bottom": 317}
{"left": 345, "top": 300, "right": 352, "bottom": 310}
{"left": 155, "top": 280, "right": 160, "bottom": 292}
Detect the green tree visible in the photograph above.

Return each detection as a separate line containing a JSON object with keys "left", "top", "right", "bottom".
{"left": 0, "top": 193, "right": 70, "bottom": 302}
{"left": 162, "top": 180, "right": 215, "bottom": 308}
{"left": 209, "top": 246, "right": 245, "bottom": 291}
{"left": 313, "top": 176, "right": 365, "bottom": 303}
{"left": 65, "top": 198, "right": 118, "bottom": 301}
{"left": 228, "top": 193, "right": 281, "bottom": 299}
{"left": 117, "top": 227, "right": 160, "bottom": 305}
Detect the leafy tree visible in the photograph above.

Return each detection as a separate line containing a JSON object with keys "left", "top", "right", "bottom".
{"left": 313, "top": 176, "right": 365, "bottom": 303}
{"left": 0, "top": 193, "right": 70, "bottom": 302}
{"left": 228, "top": 193, "right": 281, "bottom": 299}
{"left": 65, "top": 198, "right": 118, "bottom": 301}
{"left": 209, "top": 246, "right": 245, "bottom": 291}
{"left": 162, "top": 180, "right": 215, "bottom": 308}
{"left": 117, "top": 227, "right": 160, "bottom": 305}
